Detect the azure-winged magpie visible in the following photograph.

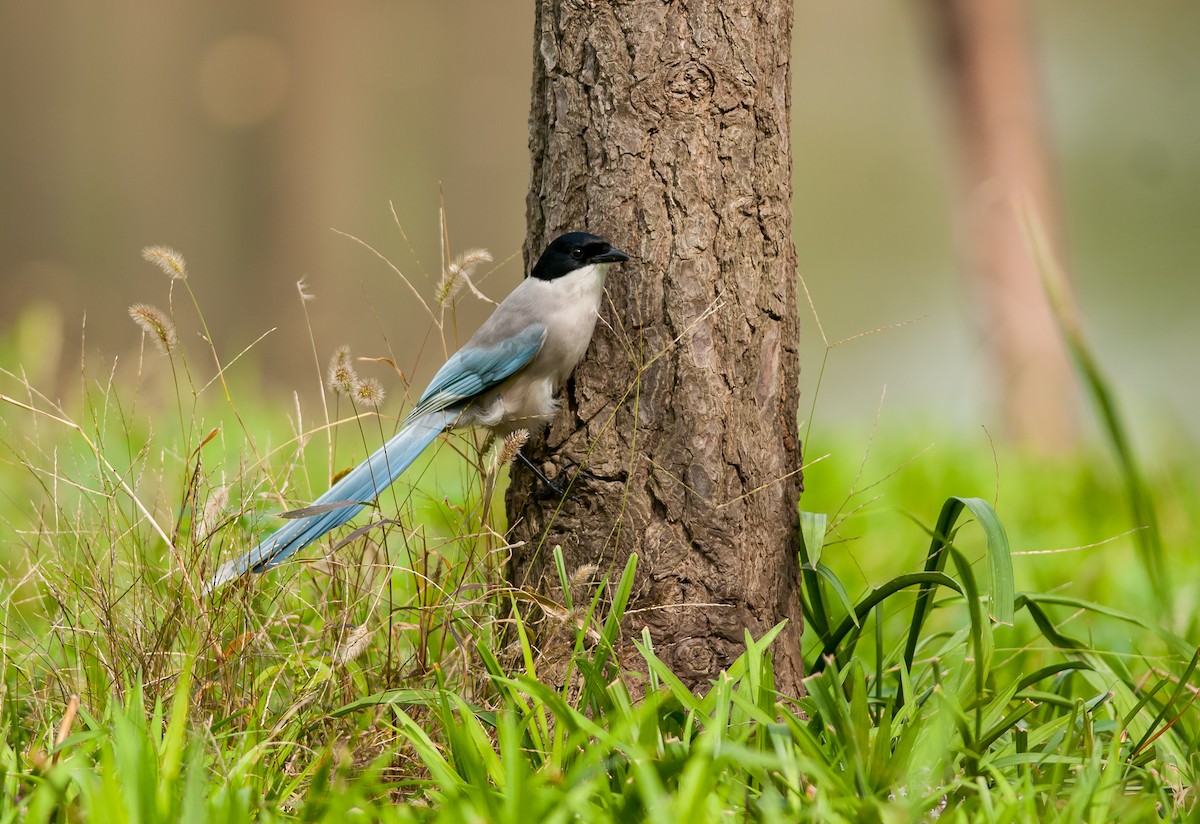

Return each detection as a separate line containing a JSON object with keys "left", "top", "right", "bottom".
{"left": 206, "top": 232, "right": 629, "bottom": 591}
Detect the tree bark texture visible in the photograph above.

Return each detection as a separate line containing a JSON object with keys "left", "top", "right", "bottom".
{"left": 925, "top": 0, "right": 1079, "bottom": 451}
{"left": 508, "top": 0, "right": 804, "bottom": 697}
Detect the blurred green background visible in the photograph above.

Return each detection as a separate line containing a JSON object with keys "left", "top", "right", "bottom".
{"left": 1, "top": 1, "right": 1197, "bottom": 445}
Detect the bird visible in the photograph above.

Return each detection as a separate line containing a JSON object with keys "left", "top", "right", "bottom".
{"left": 206, "top": 231, "right": 629, "bottom": 592}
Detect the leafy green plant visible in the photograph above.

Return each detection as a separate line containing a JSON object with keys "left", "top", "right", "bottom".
{"left": 1, "top": 236, "right": 1197, "bottom": 821}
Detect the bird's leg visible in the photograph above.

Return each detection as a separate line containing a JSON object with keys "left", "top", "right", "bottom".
{"left": 516, "top": 453, "right": 612, "bottom": 500}
{"left": 556, "top": 457, "right": 606, "bottom": 488}
{"left": 516, "top": 451, "right": 569, "bottom": 498}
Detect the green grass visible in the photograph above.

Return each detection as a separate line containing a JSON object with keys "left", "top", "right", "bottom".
{"left": 1, "top": 251, "right": 1198, "bottom": 821}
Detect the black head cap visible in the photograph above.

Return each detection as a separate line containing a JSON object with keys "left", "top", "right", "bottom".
{"left": 530, "top": 232, "right": 629, "bottom": 281}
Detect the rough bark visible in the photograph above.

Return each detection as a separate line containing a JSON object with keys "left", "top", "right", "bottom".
{"left": 508, "top": 0, "right": 804, "bottom": 697}
{"left": 925, "top": 0, "right": 1079, "bottom": 451}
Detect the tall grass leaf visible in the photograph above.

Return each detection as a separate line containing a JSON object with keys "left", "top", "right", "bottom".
{"left": 814, "top": 571, "right": 962, "bottom": 670}
{"left": 1015, "top": 661, "right": 1092, "bottom": 693}
{"left": 711, "top": 673, "right": 732, "bottom": 761}
{"left": 431, "top": 670, "right": 486, "bottom": 793}
{"left": 178, "top": 741, "right": 208, "bottom": 824}
{"left": 606, "top": 551, "right": 638, "bottom": 636}
{"left": 497, "top": 710, "right": 528, "bottom": 824}
{"left": 1019, "top": 597, "right": 1088, "bottom": 654}
{"left": 726, "top": 688, "right": 781, "bottom": 728}
{"left": 893, "top": 659, "right": 919, "bottom": 726}
{"left": 937, "top": 688, "right": 976, "bottom": 764}
{"left": 903, "top": 496, "right": 1013, "bottom": 680}
{"left": 603, "top": 676, "right": 637, "bottom": 730}
{"left": 905, "top": 498, "right": 967, "bottom": 669}
{"left": 798, "top": 510, "right": 827, "bottom": 568}
{"left": 1131, "top": 646, "right": 1200, "bottom": 758}
{"left": 957, "top": 497, "right": 1015, "bottom": 625}
{"left": 110, "top": 693, "right": 156, "bottom": 823}
{"left": 509, "top": 675, "right": 606, "bottom": 743}
{"left": 157, "top": 655, "right": 193, "bottom": 817}
{"left": 802, "top": 668, "right": 856, "bottom": 773}
{"left": 553, "top": 545, "right": 573, "bottom": 611}
{"left": 740, "top": 629, "right": 764, "bottom": 716}
{"left": 633, "top": 638, "right": 704, "bottom": 714}
{"left": 725, "top": 622, "right": 786, "bottom": 684}
{"left": 1017, "top": 689, "right": 1079, "bottom": 711}
{"left": 447, "top": 692, "right": 505, "bottom": 787}
{"left": 642, "top": 627, "right": 661, "bottom": 694}
{"left": 797, "top": 510, "right": 831, "bottom": 641}
{"left": 815, "top": 563, "right": 859, "bottom": 629}
{"left": 867, "top": 698, "right": 896, "bottom": 790}
{"left": 1020, "top": 199, "right": 1168, "bottom": 607}
{"left": 573, "top": 655, "right": 617, "bottom": 718}
{"left": 474, "top": 638, "right": 538, "bottom": 726}
{"left": 1119, "top": 678, "right": 1173, "bottom": 742}
{"left": 509, "top": 595, "right": 539, "bottom": 679}
{"left": 389, "top": 706, "right": 465, "bottom": 793}
{"left": 1088, "top": 709, "right": 1131, "bottom": 824}
{"left": 948, "top": 548, "right": 992, "bottom": 737}
{"left": 1020, "top": 592, "right": 1194, "bottom": 659}
{"left": 845, "top": 659, "right": 872, "bottom": 793}
{"left": 673, "top": 740, "right": 715, "bottom": 822}
{"left": 594, "top": 552, "right": 638, "bottom": 674}
{"left": 332, "top": 687, "right": 494, "bottom": 725}
{"left": 979, "top": 700, "right": 1039, "bottom": 752}
{"left": 568, "top": 590, "right": 610, "bottom": 710}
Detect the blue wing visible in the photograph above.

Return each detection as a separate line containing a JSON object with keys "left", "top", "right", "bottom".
{"left": 206, "top": 323, "right": 547, "bottom": 592}
{"left": 408, "top": 324, "right": 546, "bottom": 419}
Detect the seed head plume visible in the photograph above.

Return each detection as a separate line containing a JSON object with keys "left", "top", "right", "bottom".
{"left": 569, "top": 563, "right": 599, "bottom": 603}
{"left": 296, "top": 277, "right": 315, "bottom": 302}
{"left": 490, "top": 428, "right": 529, "bottom": 475}
{"left": 327, "top": 345, "right": 357, "bottom": 396}
{"left": 141, "top": 246, "right": 188, "bottom": 280}
{"left": 194, "top": 485, "right": 229, "bottom": 543}
{"left": 128, "top": 303, "right": 178, "bottom": 354}
{"left": 353, "top": 377, "right": 386, "bottom": 408}
{"left": 437, "top": 248, "right": 493, "bottom": 307}
{"left": 334, "top": 624, "right": 373, "bottom": 666}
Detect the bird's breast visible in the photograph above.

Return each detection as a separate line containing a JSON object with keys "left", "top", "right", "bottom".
{"left": 534, "top": 263, "right": 607, "bottom": 384}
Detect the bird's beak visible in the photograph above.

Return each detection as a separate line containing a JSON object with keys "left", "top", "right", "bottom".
{"left": 594, "top": 246, "right": 630, "bottom": 264}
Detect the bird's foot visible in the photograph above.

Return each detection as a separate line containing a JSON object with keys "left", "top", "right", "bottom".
{"left": 516, "top": 453, "right": 597, "bottom": 500}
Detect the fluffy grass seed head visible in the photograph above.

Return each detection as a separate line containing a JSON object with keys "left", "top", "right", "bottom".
{"left": 568, "top": 563, "right": 600, "bottom": 607}
{"left": 490, "top": 428, "right": 530, "bottom": 474}
{"left": 327, "top": 345, "right": 357, "bottom": 396}
{"left": 353, "top": 377, "right": 385, "bottom": 408}
{"left": 128, "top": 303, "right": 178, "bottom": 354}
{"left": 296, "top": 277, "right": 315, "bottom": 302}
{"left": 437, "top": 248, "right": 493, "bottom": 306}
{"left": 194, "top": 485, "right": 229, "bottom": 543}
{"left": 141, "top": 245, "right": 188, "bottom": 280}
{"left": 334, "top": 623, "right": 373, "bottom": 666}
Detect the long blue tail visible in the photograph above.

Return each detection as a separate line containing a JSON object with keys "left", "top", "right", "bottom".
{"left": 206, "top": 409, "right": 457, "bottom": 592}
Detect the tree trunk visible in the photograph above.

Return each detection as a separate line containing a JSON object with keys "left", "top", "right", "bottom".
{"left": 925, "top": 0, "right": 1079, "bottom": 451}
{"left": 508, "top": 0, "right": 804, "bottom": 697}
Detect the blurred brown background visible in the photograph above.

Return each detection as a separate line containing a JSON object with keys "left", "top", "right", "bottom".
{"left": 1, "top": 1, "right": 1197, "bottom": 444}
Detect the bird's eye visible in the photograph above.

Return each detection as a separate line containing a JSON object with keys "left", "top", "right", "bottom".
{"left": 570, "top": 247, "right": 584, "bottom": 260}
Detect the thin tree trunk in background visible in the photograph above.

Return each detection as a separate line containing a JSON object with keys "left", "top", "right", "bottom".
{"left": 508, "top": 0, "right": 804, "bottom": 697}
{"left": 926, "top": 0, "right": 1079, "bottom": 451}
